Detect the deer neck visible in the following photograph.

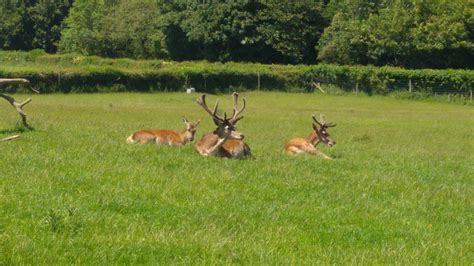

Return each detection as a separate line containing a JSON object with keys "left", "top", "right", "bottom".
{"left": 180, "top": 129, "right": 193, "bottom": 144}
{"left": 306, "top": 131, "right": 321, "bottom": 146}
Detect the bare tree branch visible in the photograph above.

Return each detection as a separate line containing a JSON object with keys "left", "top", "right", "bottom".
{"left": 0, "top": 93, "right": 33, "bottom": 129}
{"left": 0, "top": 78, "right": 39, "bottom": 130}
{"left": 0, "top": 135, "right": 20, "bottom": 142}
{"left": 0, "top": 78, "right": 40, "bottom": 93}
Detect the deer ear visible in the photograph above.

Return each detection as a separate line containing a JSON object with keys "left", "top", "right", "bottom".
{"left": 312, "top": 123, "right": 318, "bottom": 130}
{"left": 195, "top": 119, "right": 201, "bottom": 126}
{"left": 183, "top": 117, "right": 189, "bottom": 124}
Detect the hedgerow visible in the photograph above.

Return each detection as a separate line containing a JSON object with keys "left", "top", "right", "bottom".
{"left": 0, "top": 50, "right": 472, "bottom": 94}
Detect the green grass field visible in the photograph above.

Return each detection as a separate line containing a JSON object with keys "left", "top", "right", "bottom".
{"left": 1, "top": 92, "right": 472, "bottom": 264}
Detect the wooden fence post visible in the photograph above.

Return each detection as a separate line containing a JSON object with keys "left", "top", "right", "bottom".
{"left": 257, "top": 72, "right": 260, "bottom": 91}
{"left": 355, "top": 82, "right": 359, "bottom": 95}
{"left": 408, "top": 79, "right": 412, "bottom": 93}
{"left": 470, "top": 90, "right": 473, "bottom": 102}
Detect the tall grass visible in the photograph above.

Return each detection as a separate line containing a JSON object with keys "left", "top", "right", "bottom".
{"left": 1, "top": 92, "right": 473, "bottom": 264}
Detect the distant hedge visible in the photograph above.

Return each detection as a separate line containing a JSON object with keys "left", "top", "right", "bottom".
{"left": 0, "top": 50, "right": 472, "bottom": 94}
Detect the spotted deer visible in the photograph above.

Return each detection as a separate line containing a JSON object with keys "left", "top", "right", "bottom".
{"left": 195, "top": 92, "right": 251, "bottom": 159}
{"left": 126, "top": 118, "right": 200, "bottom": 146}
{"left": 285, "top": 114, "right": 336, "bottom": 159}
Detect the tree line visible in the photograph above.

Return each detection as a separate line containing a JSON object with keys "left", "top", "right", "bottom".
{"left": 0, "top": 0, "right": 472, "bottom": 68}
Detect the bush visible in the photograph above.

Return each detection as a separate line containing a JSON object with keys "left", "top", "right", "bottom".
{"left": 0, "top": 50, "right": 472, "bottom": 94}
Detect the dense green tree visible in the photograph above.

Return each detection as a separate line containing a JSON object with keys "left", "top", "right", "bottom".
{"left": 0, "top": 0, "right": 73, "bottom": 52}
{"left": 253, "top": 0, "right": 326, "bottom": 64}
{"left": 58, "top": 0, "right": 107, "bottom": 55}
{"left": 171, "top": 0, "right": 260, "bottom": 62}
{"left": 59, "top": 0, "right": 328, "bottom": 63}
{"left": 101, "top": 0, "right": 167, "bottom": 58}
{"left": 318, "top": 0, "right": 474, "bottom": 68}
{"left": 60, "top": 0, "right": 167, "bottom": 58}
{"left": 162, "top": 0, "right": 327, "bottom": 63}
{"left": 1, "top": 0, "right": 472, "bottom": 68}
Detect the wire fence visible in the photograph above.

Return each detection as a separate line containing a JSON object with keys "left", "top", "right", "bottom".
{"left": 217, "top": 73, "right": 474, "bottom": 103}
{"left": 1, "top": 70, "right": 472, "bottom": 104}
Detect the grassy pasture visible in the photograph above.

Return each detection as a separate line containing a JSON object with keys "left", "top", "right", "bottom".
{"left": 0, "top": 92, "right": 473, "bottom": 264}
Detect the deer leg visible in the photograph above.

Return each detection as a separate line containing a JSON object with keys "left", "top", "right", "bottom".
{"left": 304, "top": 145, "right": 333, "bottom": 160}
{"left": 202, "top": 138, "right": 226, "bottom": 156}
{"left": 286, "top": 146, "right": 305, "bottom": 155}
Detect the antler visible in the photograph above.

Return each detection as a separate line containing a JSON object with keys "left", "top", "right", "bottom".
{"left": 312, "top": 114, "right": 336, "bottom": 128}
{"left": 312, "top": 115, "right": 322, "bottom": 127}
{"left": 229, "top": 92, "right": 246, "bottom": 124}
{"left": 196, "top": 94, "right": 224, "bottom": 125}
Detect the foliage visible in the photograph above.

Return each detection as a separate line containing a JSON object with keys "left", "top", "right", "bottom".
{"left": 318, "top": 0, "right": 474, "bottom": 68}
{"left": 59, "top": 0, "right": 167, "bottom": 59}
{"left": 1, "top": 0, "right": 472, "bottom": 68}
{"left": 58, "top": 0, "right": 107, "bottom": 56}
{"left": 60, "top": 0, "right": 328, "bottom": 63}
{"left": 251, "top": 0, "right": 327, "bottom": 64}
{"left": 0, "top": 0, "right": 73, "bottom": 53}
{"left": 1, "top": 92, "right": 473, "bottom": 264}
{"left": 0, "top": 50, "right": 472, "bottom": 97}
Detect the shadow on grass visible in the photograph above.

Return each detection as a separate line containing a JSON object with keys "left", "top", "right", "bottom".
{"left": 0, "top": 125, "right": 35, "bottom": 135}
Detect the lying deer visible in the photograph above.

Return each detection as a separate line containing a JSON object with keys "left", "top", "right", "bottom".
{"left": 285, "top": 114, "right": 336, "bottom": 159}
{"left": 126, "top": 118, "right": 200, "bottom": 146}
{"left": 195, "top": 92, "right": 251, "bottom": 159}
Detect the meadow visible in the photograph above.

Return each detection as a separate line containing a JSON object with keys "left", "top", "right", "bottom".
{"left": 0, "top": 91, "right": 473, "bottom": 264}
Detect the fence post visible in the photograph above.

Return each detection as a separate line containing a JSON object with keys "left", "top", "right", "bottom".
{"left": 470, "top": 90, "right": 473, "bottom": 102}
{"left": 355, "top": 82, "right": 359, "bottom": 95}
{"left": 257, "top": 72, "right": 260, "bottom": 91}
{"left": 408, "top": 79, "right": 412, "bottom": 93}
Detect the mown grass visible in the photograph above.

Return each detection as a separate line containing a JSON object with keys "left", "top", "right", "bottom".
{"left": 1, "top": 92, "right": 472, "bottom": 264}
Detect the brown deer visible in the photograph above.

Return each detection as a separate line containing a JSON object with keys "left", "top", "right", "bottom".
{"left": 195, "top": 92, "right": 251, "bottom": 158}
{"left": 126, "top": 118, "right": 200, "bottom": 146}
{"left": 285, "top": 114, "right": 336, "bottom": 159}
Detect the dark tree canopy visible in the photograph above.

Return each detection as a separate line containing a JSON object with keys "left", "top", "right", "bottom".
{"left": 0, "top": 0, "right": 472, "bottom": 68}
{"left": 0, "top": 0, "right": 73, "bottom": 53}
{"left": 317, "top": 0, "right": 474, "bottom": 68}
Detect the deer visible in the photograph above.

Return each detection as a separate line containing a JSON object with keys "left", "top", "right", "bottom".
{"left": 285, "top": 114, "right": 336, "bottom": 159}
{"left": 126, "top": 118, "right": 200, "bottom": 146}
{"left": 194, "top": 92, "right": 251, "bottom": 159}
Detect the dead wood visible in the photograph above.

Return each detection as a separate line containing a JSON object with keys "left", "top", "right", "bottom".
{"left": 0, "top": 78, "right": 39, "bottom": 131}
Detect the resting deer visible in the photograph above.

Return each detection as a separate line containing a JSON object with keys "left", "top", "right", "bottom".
{"left": 195, "top": 92, "right": 251, "bottom": 159}
{"left": 126, "top": 118, "right": 200, "bottom": 146}
{"left": 285, "top": 114, "right": 336, "bottom": 159}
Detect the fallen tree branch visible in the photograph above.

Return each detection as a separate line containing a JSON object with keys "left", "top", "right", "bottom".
{"left": 0, "top": 93, "right": 33, "bottom": 129}
{"left": 0, "top": 135, "right": 20, "bottom": 142}
{"left": 0, "top": 78, "right": 40, "bottom": 93}
{"left": 0, "top": 78, "right": 39, "bottom": 130}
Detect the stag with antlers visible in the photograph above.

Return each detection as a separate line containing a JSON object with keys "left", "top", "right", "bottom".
{"left": 194, "top": 92, "right": 251, "bottom": 158}
{"left": 285, "top": 114, "right": 336, "bottom": 159}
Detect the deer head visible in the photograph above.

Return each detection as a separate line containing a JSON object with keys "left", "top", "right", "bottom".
{"left": 183, "top": 118, "right": 200, "bottom": 141}
{"left": 196, "top": 92, "right": 246, "bottom": 140}
{"left": 312, "top": 114, "right": 336, "bottom": 147}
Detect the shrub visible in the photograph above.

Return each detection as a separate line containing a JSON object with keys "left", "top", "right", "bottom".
{"left": 0, "top": 50, "right": 472, "bottom": 94}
